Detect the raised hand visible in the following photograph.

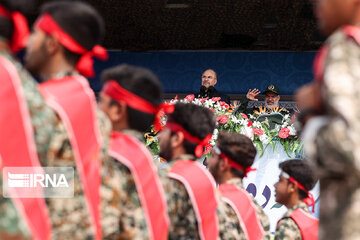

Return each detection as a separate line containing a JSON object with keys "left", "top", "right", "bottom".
{"left": 246, "top": 88, "right": 261, "bottom": 101}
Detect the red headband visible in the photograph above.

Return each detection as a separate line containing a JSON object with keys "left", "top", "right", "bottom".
{"left": 165, "top": 121, "right": 212, "bottom": 158}
{"left": 0, "top": 4, "right": 29, "bottom": 53}
{"left": 221, "top": 154, "right": 256, "bottom": 178}
{"left": 34, "top": 13, "right": 108, "bottom": 77}
{"left": 282, "top": 172, "right": 315, "bottom": 213}
{"left": 102, "top": 80, "right": 174, "bottom": 131}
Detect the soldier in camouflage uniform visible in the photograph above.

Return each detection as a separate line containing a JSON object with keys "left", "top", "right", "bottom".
{"left": 158, "top": 103, "right": 235, "bottom": 239}
{"left": 99, "top": 64, "right": 164, "bottom": 239}
{"left": 0, "top": 0, "right": 58, "bottom": 238}
{"left": 295, "top": 0, "right": 360, "bottom": 239}
{"left": 24, "top": 2, "right": 112, "bottom": 239}
{"left": 273, "top": 160, "right": 316, "bottom": 240}
{"left": 207, "top": 131, "right": 271, "bottom": 240}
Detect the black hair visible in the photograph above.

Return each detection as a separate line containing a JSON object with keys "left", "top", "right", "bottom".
{"left": 40, "top": 1, "right": 105, "bottom": 66}
{"left": 279, "top": 159, "right": 317, "bottom": 200}
{"left": 0, "top": 0, "right": 34, "bottom": 41}
{"left": 217, "top": 132, "right": 257, "bottom": 178}
{"left": 168, "top": 102, "right": 216, "bottom": 156}
{"left": 101, "top": 64, "right": 163, "bottom": 133}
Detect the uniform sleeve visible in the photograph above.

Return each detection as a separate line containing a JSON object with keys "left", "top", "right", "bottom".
{"left": 274, "top": 218, "right": 302, "bottom": 240}
{"left": 161, "top": 177, "right": 200, "bottom": 240}
{"left": 217, "top": 199, "right": 246, "bottom": 240}
{"left": 311, "top": 33, "right": 360, "bottom": 177}
{"left": 255, "top": 202, "right": 271, "bottom": 239}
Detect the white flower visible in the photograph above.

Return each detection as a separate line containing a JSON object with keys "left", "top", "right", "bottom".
{"left": 212, "top": 129, "right": 219, "bottom": 139}
{"left": 287, "top": 125, "right": 297, "bottom": 136}
{"left": 241, "top": 126, "right": 254, "bottom": 141}
{"left": 284, "top": 114, "right": 290, "bottom": 120}
{"left": 281, "top": 122, "right": 288, "bottom": 128}
{"left": 231, "top": 115, "right": 241, "bottom": 124}
{"left": 259, "top": 134, "right": 269, "bottom": 145}
{"left": 252, "top": 121, "right": 261, "bottom": 128}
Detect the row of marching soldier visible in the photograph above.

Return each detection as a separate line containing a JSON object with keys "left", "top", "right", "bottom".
{"left": 1, "top": 0, "right": 358, "bottom": 239}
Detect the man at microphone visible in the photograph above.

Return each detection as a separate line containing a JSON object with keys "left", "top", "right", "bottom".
{"left": 195, "top": 69, "right": 230, "bottom": 104}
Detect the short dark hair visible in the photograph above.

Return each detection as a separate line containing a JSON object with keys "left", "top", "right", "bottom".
{"left": 279, "top": 159, "right": 317, "bottom": 200}
{"left": 0, "top": 0, "right": 34, "bottom": 41}
{"left": 217, "top": 132, "right": 257, "bottom": 178}
{"left": 101, "top": 64, "right": 163, "bottom": 132}
{"left": 168, "top": 103, "right": 216, "bottom": 155}
{"left": 202, "top": 69, "right": 218, "bottom": 79}
{"left": 40, "top": 1, "right": 105, "bottom": 66}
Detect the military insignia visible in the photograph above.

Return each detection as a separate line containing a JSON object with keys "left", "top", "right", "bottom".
{"left": 268, "top": 85, "right": 275, "bottom": 90}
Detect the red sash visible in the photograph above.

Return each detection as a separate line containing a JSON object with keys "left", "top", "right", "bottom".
{"left": 168, "top": 159, "right": 219, "bottom": 240}
{"left": 313, "top": 45, "right": 329, "bottom": 83}
{"left": 0, "top": 55, "right": 52, "bottom": 240}
{"left": 290, "top": 208, "right": 319, "bottom": 240}
{"left": 219, "top": 183, "right": 264, "bottom": 240}
{"left": 109, "top": 131, "right": 169, "bottom": 240}
{"left": 38, "top": 75, "right": 102, "bottom": 240}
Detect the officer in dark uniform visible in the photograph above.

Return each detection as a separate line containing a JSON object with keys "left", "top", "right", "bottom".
{"left": 195, "top": 69, "right": 230, "bottom": 104}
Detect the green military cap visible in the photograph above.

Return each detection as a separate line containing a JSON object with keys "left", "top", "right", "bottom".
{"left": 263, "top": 84, "right": 280, "bottom": 95}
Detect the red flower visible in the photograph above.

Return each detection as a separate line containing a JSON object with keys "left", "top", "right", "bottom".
{"left": 279, "top": 128, "right": 290, "bottom": 139}
{"left": 211, "top": 97, "right": 221, "bottom": 102}
{"left": 216, "top": 115, "right": 229, "bottom": 124}
{"left": 200, "top": 97, "right": 209, "bottom": 103}
{"left": 219, "top": 101, "right": 230, "bottom": 109}
{"left": 174, "top": 95, "right": 178, "bottom": 100}
{"left": 209, "top": 108, "right": 215, "bottom": 112}
{"left": 253, "top": 128, "right": 264, "bottom": 136}
{"left": 241, "top": 113, "right": 248, "bottom": 119}
{"left": 184, "top": 94, "right": 195, "bottom": 101}
{"left": 204, "top": 144, "right": 213, "bottom": 155}
{"left": 247, "top": 121, "right": 253, "bottom": 127}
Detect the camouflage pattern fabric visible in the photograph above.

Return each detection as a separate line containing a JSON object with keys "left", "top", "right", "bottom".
{"left": 303, "top": 28, "right": 360, "bottom": 240}
{"left": 159, "top": 156, "right": 236, "bottom": 240}
{"left": 101, "top": 129, "right": 149, "bottom": 240}
{"left": 0, "top": 49, "right": 57, "bottom": 239}
{"left": 274, "top": 201, "right": 309, "bottom": 240}
{"left": 43, "top": 75, "right": 112, "bottom": 240}
{"left": 221, "top": 178, "right": 271, "bottom": 240}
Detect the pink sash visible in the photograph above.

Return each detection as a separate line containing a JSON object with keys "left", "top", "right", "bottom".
{"left": 168, "top": 159, "right": 219, "bottom": 240}
{"left": 0, "top": 55, "right": 52, "bottom": 240}
{"left": 109, "top": 131, "right": 169, "bottom": 240}
{"left": 219, "top": 183, "right": 264, "bottom": 240}
{"left": 290, "top": 208, "right": 319, "bottom": 240}
{"left": 38, "top": 75, "right": 102, "bottom": 240}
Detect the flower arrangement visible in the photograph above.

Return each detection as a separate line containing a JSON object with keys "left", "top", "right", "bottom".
{"left": 145, "top": 95, "right": 302, "bottom": 158}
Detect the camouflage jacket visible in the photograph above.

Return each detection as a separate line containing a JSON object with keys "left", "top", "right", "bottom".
{"left": 303, "top": 28, "right": 360, "bottom": 240}
{"left": 101, "top": 129, "right": 149, "bottom": 240}
{"left": 220, "top": 178, "right": 271, "bottom": 240}
{"left": 274, "top": 201, "right": 310, "bottom": 240}
{"left": 159, "top": 155, "right": 233, "bottom": 240}
{"left": 43, "top": 73, "right": 112, "bottom": 240}
{"left": 0, "top": 49, "right": 57, "bottom": 239}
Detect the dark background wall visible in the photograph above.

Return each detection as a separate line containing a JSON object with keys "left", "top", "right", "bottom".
{"left": 29, "top": 0, "right": 321, "bottom": 95}
{"left": 33, "top": 0, "right": 323, "bottom": 51}
{"left": 90, "top": 51, "right": 315, "bottom": 95}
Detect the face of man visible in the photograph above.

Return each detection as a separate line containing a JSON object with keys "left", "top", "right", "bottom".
{"left": 274, "top": 174, "right": 291, "bottom": 205}
{"left": 265, "top": 92, "right": 280, "bottom": 108}
{"left": 313, "top": 0, "right": 355, "bottom": 35}
{"left": 25, "top": 27, "right": 49, "bottom": 76}
{"left": 158, "top": 128, "right": 174, "bottom": 161}
{"left": 201, "top": 70, "right": 217, "bottom": 89}
{"left": 207, "top": 150, "right": 222, "bottom": 184}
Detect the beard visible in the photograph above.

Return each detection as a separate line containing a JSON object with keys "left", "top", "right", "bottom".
{"left": 209, "top": 160, "right": 222, "bottom": 185}
{"left": 265, "top": 100, "right": 279, "bottom": 109}
{"left": 159, "top": 140, "right": 173, "bottom": 162}
{"left": 24, "top": 41, "right": 49, "bottom": 78}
